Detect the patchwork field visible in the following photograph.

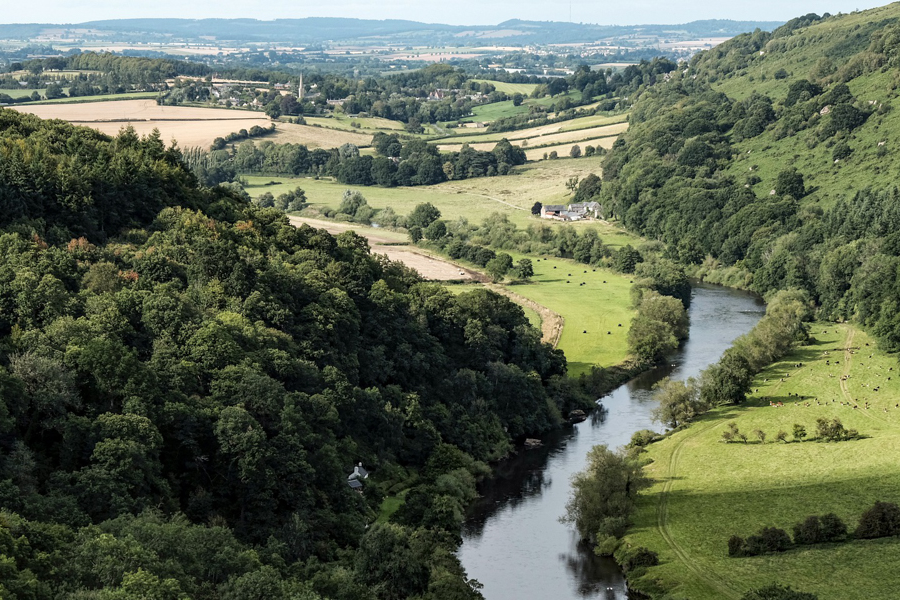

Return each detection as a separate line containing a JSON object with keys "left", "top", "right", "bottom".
{"left": 436, "top": 120, "right": 628, "bottom": 158}
{"left": 523, "top": 135, "right": 618, "bottom": 161}
{"left": 9, "top": 99, "right": 372, "bottom": 149}
{"left": 438, "top": 113, "right": 628, "bottom": 145}
{"left": 626, "top": 324, "right": 900, "bottom": 600}
{"left": 471, "top": 80, "right": 539, "bottom": 95}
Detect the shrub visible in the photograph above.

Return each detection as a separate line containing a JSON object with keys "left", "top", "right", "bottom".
{"left": 619, "top": 546, "right": 659, "bottom": 572}
{"left": 792, "top": 424, "right": 807, "bottom": 441}
{"left": 819, "top": 513, "right": 848, "bottom": 542}
{"left": 792, "top": 515, "right": 823, "bottom": 545}
{"left": 854, "top": 501, "right": 900, "bottom": 539}
{"left": 815, "top": 417, "right": 856, "bottom": 441}
{"left": 745, "top": 527, "right": 792, "bottom": 555}
{"left": 728, "top": 535, "right": 747, "bottom": 557}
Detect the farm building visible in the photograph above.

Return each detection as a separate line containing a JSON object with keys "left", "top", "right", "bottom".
{"left": 540, "top": 202, "right": 603, "bottom": 221}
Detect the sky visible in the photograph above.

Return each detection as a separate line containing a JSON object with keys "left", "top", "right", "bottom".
{"left": 1, "top": 0, "right": 890, "bottom": 26}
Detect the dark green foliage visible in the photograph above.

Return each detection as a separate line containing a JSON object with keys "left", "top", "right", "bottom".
{"left": 741, "top": 583, "right": 819, "bottom": 600}
{"left": 407, "top": 203, "right": 442, "bottom": 229}
{"left": 700, "top": 351, "right": 752, "bottom": 405}
{"left": 854, "top": 501, "right": 900, "bottom": 539}
{"left": 774, "top": 168, "right": 806, "bottom": 199}
{"left": 618, "top": 546, "right": 659, "bottom": 573}
{"left": 531, "top": 202, "right": 542, "bottom": 215}
{"left": 740, "top": 526, "right": 792, "bottom": 556}
{"left": 814, "top": 417, "right": 858, "bottom": 442}
{"left": 792, "top": 513, "right": 847, "bottom": 545}
{"left": 0, "top": 107, "right": 582, "bottom": 598}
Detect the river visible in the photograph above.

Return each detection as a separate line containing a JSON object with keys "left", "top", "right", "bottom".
{"left": 458, "top": 282, "right": 766, "bottom": 600}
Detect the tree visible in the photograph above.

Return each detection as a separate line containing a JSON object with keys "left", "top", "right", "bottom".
{"left": 638, "top": 291, "right": 689, "bottom": 340}
{"left": 531, "top": 202, "right": 543, "bottom": 215}
{"left": 628, "top": 315, "right": 678, "bottom": 363}
{"left": 354, "top": 524, "right": 430, "bottom": 600}
{"left": 424, "top": 220, "right": 447, "bottom": 241}
{"left": 408, "top": 226, "right": 423, "bottom": 243}
{"left": 486, "top": 253, "right": 513, "bottom": 282}
{"left": 570, "top": 145, "right": 582, "bottom": 159}
{"left": 512, "top": 93, "right": 524, "bottom": 106}
{"left": 561, "top": 445, "right": 650, "bottom": 542}
{"left": 792, "top": 424, "right": 807, "bottom": 442}
{"left": 775, "top": 168, "right": 806, "bottom": 199}
{"left": 854, "top": 501, "right": 900, "bottom": 539}
{"left": 338, "top": 190, "right": 368, "bottom": 217}
{"left": 651, "top": 377, "right": 704, "bottom": 429}
{"left": 407, "top": 203, "right": 442, "bottom": 229}
{"left": 699, "top": 351, "right": 752, "bottom": 405}
{"left": 513, "top": 258, "right": 534, "bottom": 280}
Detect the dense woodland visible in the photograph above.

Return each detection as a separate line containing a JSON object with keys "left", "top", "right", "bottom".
{"left": 599, "top": 11, "right": 900, "bottom": 354}
{"left": 0, "top": 108, "right": 599, "bottom": 599}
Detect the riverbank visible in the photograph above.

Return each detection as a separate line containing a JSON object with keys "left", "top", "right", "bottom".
{"left": 459, "top": 283, "right": 765, "bottom": 600}
{"left": 623, "top": 322, "right": 900, "bottom": 600}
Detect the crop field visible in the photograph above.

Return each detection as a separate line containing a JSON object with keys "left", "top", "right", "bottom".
{"left": 504, "top": 252, "right": 635, "bottom": 373}
{"left": 626, "top": 324, "right": 900, "bottom": 600}
{"left": 9, "top": 99, "right": 372, "bottom": 149}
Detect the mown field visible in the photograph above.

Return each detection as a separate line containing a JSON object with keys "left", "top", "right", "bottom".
{"left": 626, "top": 323, "right": 900, "bottom": 600}
{"left": 504, "top": 253, "right": 634, "bottom": 374}
{"left": 23, "top": 91, "right": 160, "bottom": 104}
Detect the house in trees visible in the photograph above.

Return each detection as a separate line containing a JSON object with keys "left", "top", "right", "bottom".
{"left": 348, "top": 463, "right": 369, "bottom": 491}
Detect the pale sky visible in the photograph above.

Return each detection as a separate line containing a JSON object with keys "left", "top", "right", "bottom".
{"left": 1, "top": 0, "right": 890, "bottom": 26}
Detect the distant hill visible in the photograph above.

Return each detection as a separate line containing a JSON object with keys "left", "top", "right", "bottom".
{"left": 0, "top": 17, "right": 785, "bottom": 45}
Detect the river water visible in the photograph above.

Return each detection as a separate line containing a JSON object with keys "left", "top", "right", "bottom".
{"left": 458, "top": 283, "right": 766, "bottom": 600}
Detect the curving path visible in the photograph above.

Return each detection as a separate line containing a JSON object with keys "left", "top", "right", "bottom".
{"left": 655, "top": 419, "right": 743, "bottom": 599}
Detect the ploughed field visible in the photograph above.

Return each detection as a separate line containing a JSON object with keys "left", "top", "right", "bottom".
{"left": 626, "top": 324, "right": 900, "bottom": 600}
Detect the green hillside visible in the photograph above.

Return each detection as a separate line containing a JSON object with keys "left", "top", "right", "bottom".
{"left": 591, "top": 5, "right": 900, "bottom": 598}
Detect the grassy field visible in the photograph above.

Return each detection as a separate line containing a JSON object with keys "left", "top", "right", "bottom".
{"left": 460, "top": 90, "right": 584, "bottom": 123}
{"left": 472, "top": 80, "right": 539, "bottom": 96}
{"left": 0, "top": 88, "right": 57, "bottom": 99}
{"left": 504, "top": 253, "right": 634, "bottom": 374}
{"left": 242, "top": 155, "right": 639, "bottom": 243}
{"left": 303, "top": 114, "right": 405, "bottom": 131}
{"left": 626, "top": 323, "right": 900, "bottom": 599}
{"left": 523, "top": 135, "right": 619, "bottom": 161}
{"left": 24, "top": 91, "right": 159, "bottom": 105}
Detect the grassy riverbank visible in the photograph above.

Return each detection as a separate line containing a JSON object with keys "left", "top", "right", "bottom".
{"left": 624, "top": 323, "right": 900, "bottom": 599}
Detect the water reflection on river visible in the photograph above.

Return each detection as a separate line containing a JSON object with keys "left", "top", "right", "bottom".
{"left": 458, "top": 283, "right": 766, "bottom": 600}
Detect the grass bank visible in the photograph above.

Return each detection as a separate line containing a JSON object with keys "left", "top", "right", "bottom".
{"left": 625, "top": 323, "right": 900, "bottom": 600}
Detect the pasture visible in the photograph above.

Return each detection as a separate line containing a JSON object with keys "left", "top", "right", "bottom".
{"left": 9, "top": 99, "right": 371, "bottom": 149}
{"left": 626, "top": 324, "right": 900, "bottom": 600}
{"left": 24, "top": 91, "right": 159, "bottom": 104}
{"left": 471, "top": 80, "right": 539, "bottom": 96}
{"left": 504, "top": 252, "right": 634, "bottom": 373}
{"left": 243, "top": 154, "right": 639, "bottom": 244}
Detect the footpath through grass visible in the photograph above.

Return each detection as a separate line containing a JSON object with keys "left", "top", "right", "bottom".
{"left": 626, "top": 324, "right": 900, "bottom": 600}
